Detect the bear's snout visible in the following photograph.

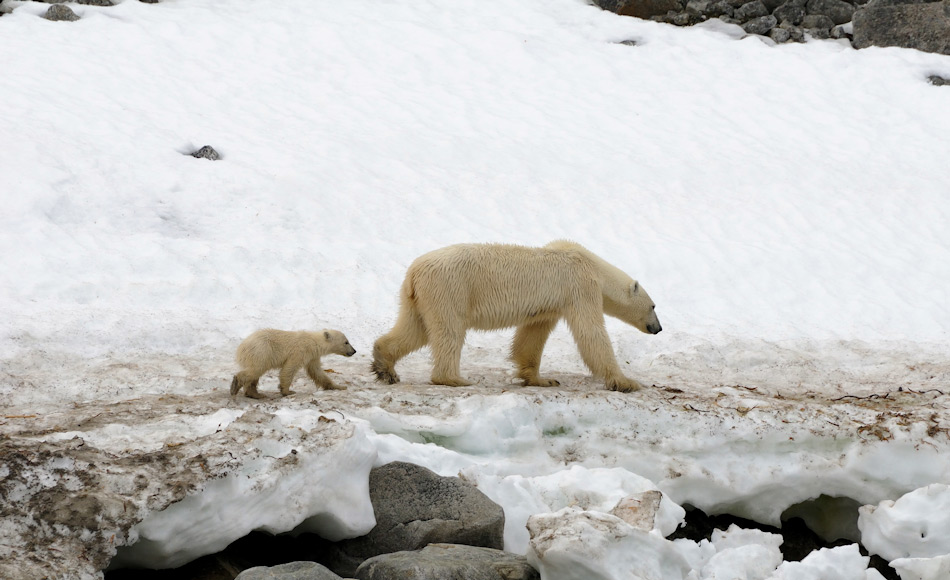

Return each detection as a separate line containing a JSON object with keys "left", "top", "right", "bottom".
{"left": 345, "top": 346, "right": 356, "bottom": 357}
{"left": 647, "top": 323, "right": 662, "bottom": 335}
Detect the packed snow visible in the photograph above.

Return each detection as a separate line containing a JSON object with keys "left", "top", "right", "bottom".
{"left": 1, "top": 0, "right": 949, "bottom": 578}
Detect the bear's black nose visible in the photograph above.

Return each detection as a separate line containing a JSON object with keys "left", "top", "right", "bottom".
{"left": 648, "top": 324, "right": 662, "bottom": 334}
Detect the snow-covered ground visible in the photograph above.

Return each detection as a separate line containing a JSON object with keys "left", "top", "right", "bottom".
{"left": 2, "top": 0, "right": 949, "bottom": 578}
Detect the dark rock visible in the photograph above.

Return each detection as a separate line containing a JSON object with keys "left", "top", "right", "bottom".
{"left": 774, "top": 3, "right": 807, "bottom": 24}
{"left": 930, "top": 75, "right": 950, "bottom": 85}
{"left": 44, "top": 4, "right": 79, "bottom": 21}
{"left": 355, "top": 544, "right": 539, "bottom": 580}
{"left": 190, "top": 145, "right": 220, "bottom": 160}
{"left": 593, "top": 0, "right": 685, "bottom": 18}
{"left": 770, "top": 26, "right": 793, "bottom": 40}
{"left": 77, "top": 0, "right": 114, "bottom": 5}
{"left": 616, "top": 39, "right": 640, "bottom": 45}
{"left": 779, "top": 21, "right": 808, "bottom": 40}
{"left": 806, "top": 0, "right": 856, "bottom": 23}
{"left": 864, "top": 0, "right": 932, "bottom": 7}
{"left": 736, "top": 0, "right": 771, "bottom": 19}
{"left": 706, "top": 1, "right": 736, "bottom": 17}
{"left": 236, "top": 561, "right": 342, "bottom": 580}
{"left": 801, "top": 12, "right": 836, "bottom": 29}
{"left": 672, "top": 10, "right": 694, "bottom": 23}
{"left": 321, "top": 462, "right": 505, "bottom": 577}
{"left": 852, "top": 2, "right": 950, "bottom": 55}
{"left": 743, "top": 13, "right": 779, "bottom": 31}
{"left": 761, "top": 0, "right": 787, "bottom": 12}
{"left": 687, "top": 0, "right": 711, "bottom": 16}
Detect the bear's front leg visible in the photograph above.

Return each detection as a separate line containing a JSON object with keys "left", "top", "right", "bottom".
{"left": 307, "top": 361, "right": 346, "bottom": 391}
{"left": 278, "top": 364, "right": 301, "bottom": 396}
{"left": 606, "top": 376, "right": 644, "bottom": 393}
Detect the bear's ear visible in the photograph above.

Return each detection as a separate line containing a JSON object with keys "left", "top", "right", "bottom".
{"left": 324, "top": 331, "right": 331, "bottom": 341}
{"left": 631, "top": 282, "right": 639, "bottom": 295}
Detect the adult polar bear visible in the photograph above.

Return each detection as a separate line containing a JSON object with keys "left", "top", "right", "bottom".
{"left": 371, "top": 240, "right": 662, "bottom": 392}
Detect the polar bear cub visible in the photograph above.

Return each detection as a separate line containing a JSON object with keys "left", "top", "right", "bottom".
{"left": 230, "top": 329, "right": 356, "bottom": 398}
{"left": 372, "top": 240, "right": 661, "bottom": 392}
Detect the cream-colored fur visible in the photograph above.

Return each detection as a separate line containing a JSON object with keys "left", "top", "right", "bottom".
{"left": 231, "top": 329, "right": 356, "bottom": 398}
{"left": 371, "top": 241, "right": 662, "bottom": 392}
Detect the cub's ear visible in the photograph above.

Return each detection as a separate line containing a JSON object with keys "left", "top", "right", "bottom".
{"left": 631, "top": 282, "right": 639, "bottom": 295}
{"left": 324, "top": 331, "right": 331, "bottom": 341}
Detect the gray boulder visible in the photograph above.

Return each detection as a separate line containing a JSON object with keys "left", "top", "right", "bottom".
{"left": 801, "top": 12, "right": 836, "bottom": 30}
{"left": 852, "top": 1, "right": 950, "bottom": 55}
{"left": 323, "top": 462, "right": 505, "bottom": 577}
{"left": 774, "top": 2, "right": 807, "bottom": 24}
{"left": 736, "top": 0, "right": 771, "bottom": 19}
{"left": 743, "top": 13, "right": 779, "bottom": 31}
{"left": 190, "top": 145, "right": 220, "bottom": 160}
{"left": 806, "top": 0, "right": 856, "bottom": 23}
{"left": 236, "top": 561, "right": 342, "bottom": 580}
{"left": 355, "top": 544, "right": 539, "bottom": 580}
{"left": 44, "top": 4, "right": 79, "bottom": 21}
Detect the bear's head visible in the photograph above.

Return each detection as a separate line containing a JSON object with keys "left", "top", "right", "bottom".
{"left": 324, "top": 330, "right": 357, "bottom": 357}
{"left": 608, "top": 281, "right": 662, "bottom": 335}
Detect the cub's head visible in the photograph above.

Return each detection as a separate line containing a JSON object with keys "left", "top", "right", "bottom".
{"left": 614, "top": 281, "right": 662, "bottom": 335}
{"left": 323, "top": 330, "right": 357, "bottom": 357}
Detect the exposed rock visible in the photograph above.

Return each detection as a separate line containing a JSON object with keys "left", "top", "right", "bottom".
{"left": 44, "top": 4, "right": 79, "bottom": 21}
{"left": 930, "top": 75, "right": 950, "bottom": 85}
{"left": 852, "top": 1, "right": 950, "bottom": 55}
{"left": 355, "top": 544, "right": 539, "bottom": 580}
{"left": 806, "top": 0, "right": 857, "bottom": 23}
{"left": 190, "top": 145, "right": 220, "bottom": 160}
{"left": 321, "top": 461, "right": 505, "bottom": 577}
{"left": 801, "top": 12, "right": 836, "bottom": 31}
{"left": 736, "top": 0, "right": 771, "bottom": 19}
{"left": 770, "top": 25, "right": 794, "bottom": 39}
{"left": 594, "top": 0, "right": 685, "bottom": 18}
{"left": 743, "top": 13, "right": 779, "bottom": 31}
{"left": 706, "top": 1, "right": 737, "bottom": 17}
{"left": 236, "top": 561, "right": 343, "bottom": 580}
{"left": 774, "top": 2, "right": 808, "bottom": 23}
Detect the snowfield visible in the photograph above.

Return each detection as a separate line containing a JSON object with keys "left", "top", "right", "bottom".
{"left": 1, "top": 0, "right": 949, "bottom": 579}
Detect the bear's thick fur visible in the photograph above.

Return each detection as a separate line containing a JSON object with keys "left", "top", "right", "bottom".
{"left": 371, "top": 241, "right": 661, "bottom": 392}
{"left": 231, "top": 329, "right": 356, "bottom": 398}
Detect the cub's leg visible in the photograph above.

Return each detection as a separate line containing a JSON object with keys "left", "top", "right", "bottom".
{"left": 231, "top": 370, "right": 264, "bottom": 398}
{"left": 511, "top": 319, "right": 560, "bottom": 387}
{"left": 307, "top": 360, "right": 345, "bottom": 391}
{"left": 278, "top": 360, "right": 303, "bottom": 396}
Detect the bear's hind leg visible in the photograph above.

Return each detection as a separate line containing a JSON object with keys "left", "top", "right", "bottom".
{"left": 428, "top": 322, "right": 472, "bottom": 387}
{"left": 231, "top": 370, "right": 263, "bottom": 397}
{"left": 244, "top": 378, "right": 265, "bottom": 399}
{"left": 511, "top": 319, "right": 560, "bottom": 387}
{"left": 372, "top": 305, "right": 428, "bottom": 384}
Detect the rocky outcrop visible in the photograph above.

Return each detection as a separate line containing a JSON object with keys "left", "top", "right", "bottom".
{"left": 852, "top": 0, "right": 950, "bottom": 55}
{"left": 355, "top": 544, "right": 539, "bottom": 580}
{"left": 321, "top": 461, "right": 506, "bottom": 577}
{"left": 596, "top": 0, "right": 950, "bottom": 53}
